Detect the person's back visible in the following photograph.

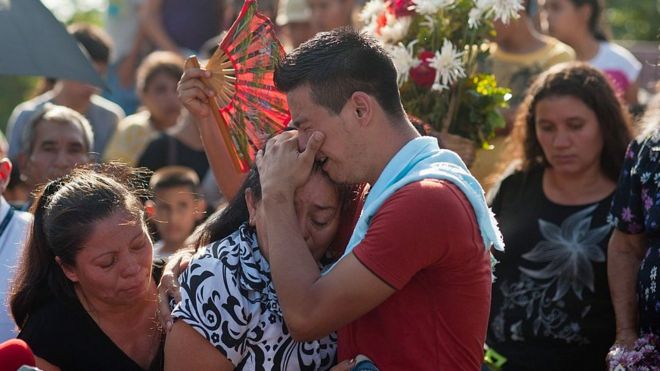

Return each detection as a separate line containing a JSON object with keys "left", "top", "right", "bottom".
{"left": 338, "top": 179, "right": 492, "bottom": 370}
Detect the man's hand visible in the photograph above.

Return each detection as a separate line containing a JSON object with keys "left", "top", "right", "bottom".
{"left": 157, "top": 250, "right": 193, "bottom": 332}
{"left": 256, "top": 130, "right": 324, "bottom": 200}
{"left": 177, "top": 63, "right": 215, "bottom": 121}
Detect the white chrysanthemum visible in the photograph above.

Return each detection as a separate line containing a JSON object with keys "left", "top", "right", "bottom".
{"left": 378, "top": 14, "right": 412, "bottom": 43}
{"left": 428, "top": 39, "right": 465, "bottom": 92}
{"left": 360, "top": 0, "right": 389, "bottom": 23}
{"left": 410, "top": 0, "right": 455, "bottom": 15}
{"left": 387, "top": 41, "right": 419, "bottom": 85}
{"left": 467, "top": 0, "right": 491, "bottom": 28}
{"left": 491, "top": 0, "right": 523, "bottom": 24}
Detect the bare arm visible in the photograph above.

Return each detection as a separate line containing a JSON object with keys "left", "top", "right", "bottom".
{"left": 607, "top": 229, "right": 646, "bottom": 348}
{"left": 140, "top": 0, "right": 180, "bottom": 54}
{"left": 165, "top": 321, "right": 234, "bottom": 370}
{"left": 256, "top": 131, "right": 395, "bottom": 341}
{"left": 178, "top": 62, "right": 245, "bottom": 201}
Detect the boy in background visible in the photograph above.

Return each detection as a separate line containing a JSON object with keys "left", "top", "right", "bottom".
{"left": 146, "top": 166, "right": 206, "bottom": 259}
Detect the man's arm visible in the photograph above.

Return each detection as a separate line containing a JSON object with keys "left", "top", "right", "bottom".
{"left": 262, "top": 193, "right": 395, "bottom": 341}
{"left": 256, "top": 131, "right": 395, "bottom": 341}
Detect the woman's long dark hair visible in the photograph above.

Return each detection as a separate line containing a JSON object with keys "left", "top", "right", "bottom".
{"left": 499, "top": 62, "right": 633, "bottom": 183}
{"left": 194, "top": 165, "right": 361, "bottom": 261}
{"left": 10, "top": 164, "right": 148, "bottom": 328}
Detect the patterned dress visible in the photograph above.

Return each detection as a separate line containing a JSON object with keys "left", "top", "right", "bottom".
{"left": 172, "top": 224, "right": 337, "bottom": 370}
{"left": 609, "top": 128, "right": 660, "bottom": 335}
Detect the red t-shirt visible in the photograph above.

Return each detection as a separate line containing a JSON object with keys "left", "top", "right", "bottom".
{"left": 338, "top": 180, "right": 492, "bottom": 370}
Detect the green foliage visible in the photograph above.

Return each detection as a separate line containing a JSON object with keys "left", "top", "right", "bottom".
{"left": 605, "top": 0, "right": 659, "bottom": 41}
{"left": 0, "top": 76, "right": 38, "bottom": 134}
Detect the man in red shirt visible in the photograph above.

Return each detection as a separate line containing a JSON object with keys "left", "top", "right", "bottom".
{"left": 178, "top": 28, "right": 498, "bottom": 370}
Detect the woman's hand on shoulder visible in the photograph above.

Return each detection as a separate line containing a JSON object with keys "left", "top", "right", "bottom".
{"left": 157, "top": 249, "right": 193, "bottom": 331}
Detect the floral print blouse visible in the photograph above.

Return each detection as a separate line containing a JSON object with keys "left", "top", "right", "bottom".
{"left": 610, "top": 128, "right": 660, "bottom": 335}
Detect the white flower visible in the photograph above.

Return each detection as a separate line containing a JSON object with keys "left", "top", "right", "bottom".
{"left": 378, "top": 14, "right": 412, "bottom": 42}
{"left": 468, "top": 0, "right": 523, "bottom": 27}
{"left": 360, "top": 0, "right": 389, "bottom": 23}
{"left": 490, "top": 0, "right": 524, "bottom": 24}
{"left": 387, "top": 41, "right": 419, "bottom": 85}
{"left": 428, "top": 39, "right": 465, "bottom": 91}
{"left": 410, "top": 0, "right": 455, "bottom": 15}
{"left": 467, "top": 0, "right": 491, "bottom": 28}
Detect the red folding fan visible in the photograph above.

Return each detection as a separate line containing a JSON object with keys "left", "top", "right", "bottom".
{"left": 188, "top": 0, "right": 290, "bottom": 172}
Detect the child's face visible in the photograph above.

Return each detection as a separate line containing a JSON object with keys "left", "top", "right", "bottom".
{"left": 152, "top": 186, "right": 202, "bottom": 246}
{"left": 142, "top": 72, "right": 182, "bottom": 130}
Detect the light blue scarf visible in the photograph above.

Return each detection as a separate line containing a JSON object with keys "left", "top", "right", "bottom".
{"left": 325, "top": 136, "right": 504, "bottom": 273}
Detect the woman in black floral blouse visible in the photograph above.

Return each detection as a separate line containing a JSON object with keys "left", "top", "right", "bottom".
{"left": 608, "top": 93, "right": 660, "bottom": 348}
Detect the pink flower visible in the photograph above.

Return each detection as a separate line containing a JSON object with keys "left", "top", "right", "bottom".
{"left": 409, "top": 50, "right": 436, "bottom": 88}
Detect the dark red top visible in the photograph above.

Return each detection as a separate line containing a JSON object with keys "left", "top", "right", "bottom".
{"left": 338, "top": 180, "right": 492, "bottom": 370}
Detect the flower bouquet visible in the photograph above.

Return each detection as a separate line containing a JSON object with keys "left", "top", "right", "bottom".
{"left": 360, "top": 0, "right": 519, "bottom": 147}
{"left": 607, "top": 334, "right": 660, "bottom": 370}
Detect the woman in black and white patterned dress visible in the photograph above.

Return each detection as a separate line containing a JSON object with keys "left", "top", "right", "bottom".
{"left": 165, "top": 165, "right": 353, "bottom": 370}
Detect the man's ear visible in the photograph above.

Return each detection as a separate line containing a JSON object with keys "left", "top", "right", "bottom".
{"left": 0, "top": 158, "right": 12, "bottom": 193}
{"left": 56, "top": 256, "right": 79, "bottom": 283}
{"left": 350, "top": 91, "right": 374, "bottom": 126}
{"left": 144, "top": 200, "right": 156, "bottom": 219}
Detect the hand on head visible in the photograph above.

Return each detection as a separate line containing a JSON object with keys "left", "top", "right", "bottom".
{"left": 256, "top": 130, "right": 325, "bottom": 200}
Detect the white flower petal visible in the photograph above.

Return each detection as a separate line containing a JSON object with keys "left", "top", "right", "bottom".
{"left": 411, "top": 0, "right": 455, "bottom": 15}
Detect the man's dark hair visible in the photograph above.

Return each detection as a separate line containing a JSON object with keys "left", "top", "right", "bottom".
{"left": 274, "top": 28, "right": 405, "bottom": 119}
{"left": 68, "top": 23, "right": 112, "bottom": 65}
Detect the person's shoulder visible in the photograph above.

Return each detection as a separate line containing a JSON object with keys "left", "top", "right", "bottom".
{"left": 9, "top": 93, "right": 52, "bottom": 122}
{"left": 12, "top": 208, "right": 33, "bottom": 228}
{"left": 89, "top": 95, "right": 126, "bottom": 119}
{"left": 597, "top": 42, "right": 642, "bottom": 70}
{"left": 192, "top": 228, "right": 255, "bottom": 268}
{"left": 21, "top": 297, "right": 79, "bottom": 334}
{"left": 116, "top": 111, "right": 152, "bottom": 132}
{"left": 542, "top": 36, "right": 576, "bottom": 64}
{"left": 383, "top": 180, "right": 473, "bottom": 218}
